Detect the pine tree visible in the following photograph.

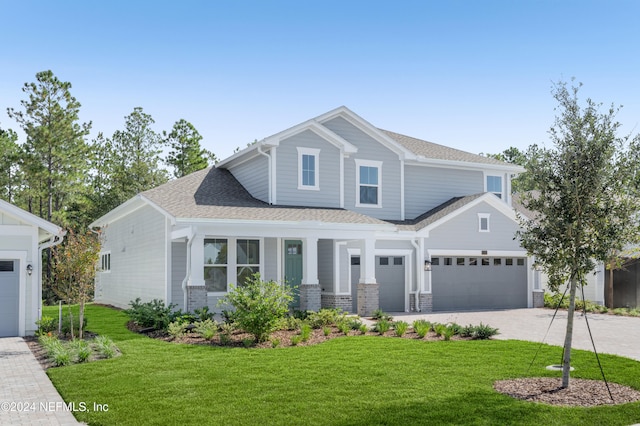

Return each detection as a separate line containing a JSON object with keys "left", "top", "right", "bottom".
{"left": 164, "top": 119, "right": 214, "bottom": 178}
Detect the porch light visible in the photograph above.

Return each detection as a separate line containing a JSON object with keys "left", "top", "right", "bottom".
{"left": 424, "top": 260, "right": 432, "bottom": 272}
{"left": 26, "top": 264, "right": 33, "bottom": 276}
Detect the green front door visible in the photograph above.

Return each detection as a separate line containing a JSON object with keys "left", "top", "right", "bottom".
{"left": 284, "top": 240, "right": 303, "bottom": 308}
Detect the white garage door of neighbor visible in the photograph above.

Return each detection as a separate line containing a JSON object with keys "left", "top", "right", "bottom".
{"left": 0, "top": 260, "right": 19, "bottom": 337}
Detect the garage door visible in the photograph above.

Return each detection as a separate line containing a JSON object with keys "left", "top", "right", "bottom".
{"left": 0, "top": 260, "right": 19, "bottom": 337}
{"left": 351, "top": 256, "right": 405, "bottom": 312}
{"left": 431, "top": 256, "right": 527, "bottom": 311}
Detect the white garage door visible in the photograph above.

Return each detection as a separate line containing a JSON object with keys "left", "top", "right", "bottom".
{"left": 0, "top": 260, "right": 19, "bottom": 337}
{"left": 431, "top": 256, "right": 527, "bottom": 311}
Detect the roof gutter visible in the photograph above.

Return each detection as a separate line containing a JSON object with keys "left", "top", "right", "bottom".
{"left": 37, "top": 232, "right": 65, "bottom": 321}
{"left": 257, "top": 145, "right": 273, "bottom": 204}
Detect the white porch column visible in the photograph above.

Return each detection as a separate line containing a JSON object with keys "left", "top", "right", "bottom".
{"left": 300, "top": 236, "right": 320, "bottom": 311}
{"left": 187, "top": 234, "right": 206, "bottom": 311}
{"left": 357, "top": 238, "right": 379, "bottom": 316}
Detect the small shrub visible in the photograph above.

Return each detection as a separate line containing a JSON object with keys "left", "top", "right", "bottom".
{"left": 36, "top": 316, "right": 56, "bottom": 335}
{"left": 412, "top": 320, "right": 430, "bottom": 338}
{"left": 194, "top": 306, "right": 215, "bottom": 322}
{"left": 323, "top": 326, "right": 331, "bottom": 336}
{"left": 52, "top": 345, "right": 72, "bottom": 366}
{"left": 271, "top": 337, "right": 280, "bottom": 348}
{"left": 472, "top": 323, "right": 499, "bottom": 340}
{"left": 613, "top": 308, "right": 627, "bottom": 316}
{"left": 125, "top": 298, "right": 177, "bottom": 330}
{"left": 218, "top": 274, "right": 293, "bottom": 342}
{"left": 69, "top": 339, "right": 91, "bottom": 363}
{"left": 194, "top": 319, "right": 217, "bottom": 341}
{"left": 459, "top": 325, "right": 475, "bottom": 338}
{"left": 394, "top": 321, "right": 409, "bottom": 337}
{"left": 629, "top": 308, "right": 640, "bottom": 317}
{"left": 94, "top": 335, "right": 116, "bottom": 358}
{"left": 359, "top": 324, "right": 368, "bottom": 334}
{"left": 242, "top": 338, "right": 255, "bottom": 348}
{"left": 281, "top": 315, "right": 302, "bottom": 331}
{"left": 50, "top": 315, "right": 87, "bottom": 336}
{"left": 374, "top": 318, "right": 391, "bottom": 335}
{"left": 371, "top": 309, "right": 393, "bottom": 322}
{"left": 337, "top": 321, "right": 351, "bottom": 335}
{"left": 168, "top": 320, "right": 187, "bottom": 338}
{"left": 307, "top": 308, "right": 345, "bottom": 328}
{"left": 433, "top": 323, "right": 446, "bottom": 337}
{"left": 290, "top": 335, "right": 302, "bottom": 346}
{"left": 300, "top": 323, "right": 312, "bottom": 342}
{"left": 441, "top": 326, "right": 455, "bottom": 341}
{"left": 448, "top": 323, "right": 462, "bottom": 335}
{"left": 221, "top": 309, "right": 238, "bottom": 325}
{"left": 346, "top": 317, "right": 363, "bottom": 330}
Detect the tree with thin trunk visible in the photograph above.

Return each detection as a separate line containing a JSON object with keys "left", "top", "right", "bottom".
{"left": 517, "top": 80, "right": 640, "bottom": 388}
{"left": 0, "top": 126, "right": 21, "bottom": 203}
{"left": 164, "top": 119, "right": 215, "bottom": 178}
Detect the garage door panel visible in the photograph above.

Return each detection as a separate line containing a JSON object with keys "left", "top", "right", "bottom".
{"left": 432, "top": 257, "right": 527, "bottom": 311}
{"left": 351, "top": 256, "right": 405, "bottom": 312}
{"left": 0, "top": 260, "right": 19, "bottom": 337}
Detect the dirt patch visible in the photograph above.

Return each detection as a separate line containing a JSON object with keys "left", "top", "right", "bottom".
{"left": 494, "top": 377, "right": 640, "bottom": 407}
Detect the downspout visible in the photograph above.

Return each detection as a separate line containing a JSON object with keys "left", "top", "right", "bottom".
{"left": 410, "top": 239, "right": 421, "bottom": 312}
{"left": 37, "top": 233, "right": 65, "bottom": 320}
{"left": 182, "top": 229, "right": 196, "bottom": 312}
{"left": 257, "top": 145, "right": 272, "bottom": 204}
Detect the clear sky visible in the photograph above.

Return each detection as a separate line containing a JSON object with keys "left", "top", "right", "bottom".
{"left": 1, "top": 0, "right": 639, "bottom": 160}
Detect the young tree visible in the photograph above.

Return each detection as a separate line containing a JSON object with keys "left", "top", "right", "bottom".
{"left": 7, "top": 70, "right": 92, "bottom": 227}
{"left": 517, "top": 81, "right": 640, "bottom": 388}
{"left": 164, "top": 119, "right": 214, "bottom": 178}
{"left": 51, "top": 229, "right": 101, "bottom": 339}
{"left": 0, "top": 126, "right": 21, "bottom": 203}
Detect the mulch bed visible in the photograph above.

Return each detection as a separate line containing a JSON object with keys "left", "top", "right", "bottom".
{"left": 494, "top": 377, "right": 640, "bottom": 407}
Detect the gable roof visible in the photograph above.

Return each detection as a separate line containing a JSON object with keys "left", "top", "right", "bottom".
{"left": 135, "top": 167, "right": 392, "bottom": 227}
{"left": 0, "top": 199, "right": 65, "bottom": 242}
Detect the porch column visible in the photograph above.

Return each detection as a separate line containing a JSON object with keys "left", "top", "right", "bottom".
{"left": 300, "top": 236, "right": 321, "bottom": 311}
{"left": 357, "top": 238, "right": 379, "bottom": 316}
{"left": 187, "top": 234, "right": 207, "bottom": 312}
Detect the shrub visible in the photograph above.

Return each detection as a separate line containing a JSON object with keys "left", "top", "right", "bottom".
{"left": 219, "top": 323, "right": 234, "bottom": 345}
{"left": 322, "top": 326, "right": 331, "bottom": 336}
{"left": 459, "top": 325, "right": 475, "bottom": 338}
{"left": 242, "top": 338, "right": 255, "bottom": 348}
{"left": 194, "top": 306, "right": 215, "bottom": 322}
{"left": 374, "top": 318, "right": 391, "bottom": 335}
{"left": 359, "top": 324, "right": 368, "bottom": 334}
{"left": 441, "top": 326, "right": 455, "bottom": 341}
{"left": 168, "top": 320, "right": 187, "bottom": 338}
{"left": 271, "top": 337, "right": 280, "bottom": 348}
{"left": 218, "top": 274, "right": 293, "bottom": 342}
{"left": 412, "top": 320, "right": 430, "bottom": 338}
{"left": 125, "top": 298, "right": 177, "bottom": 331}
{"left": 613, "top": 308, "right": 627, "bottom": 316}
{"left": 371, "top": 309, "right": 393, "bottom": 322}
{"left": 69, "top": 339, "right": 91, "bottom": 363}
{"left": 300, "top": 323, "right": 312, "bottom": 342}
{"left": 280, "top": 316, "right": 302, "bottom": 331}
{"left": 337, "top": 321, "right": 351, "bottom": 335}
{"left": 307, "top": 308, "right": 345, "bottom": 328}
{"left": 394, "top": 321, "right": 409, "bottom": 337}
{"left": 94, "top": 335, "right": 116, "bottom": 358}
{"left": 346, "top": 317, "right": 363, "bottom": 330}
{"left": 290, "top": 335, "right": 302, "bottom": 346}
{"left": 47, "top": 315, "right": 87, "bottom": 336}
{"left": 194, "top": 319, "right": 217, "bottom": 341}
{"left": 52, "top": 345, "right": 73, "bottom": 366}
{"left": 35, "top": 316, "right": 56, "bottom": 335}
{"left": 448, "top": 323, "right": 462, "bottom": 335}
{"left": 472, "top": 323, "right": 499, "bottom": 340}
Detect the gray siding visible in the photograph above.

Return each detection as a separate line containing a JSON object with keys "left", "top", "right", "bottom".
{"left": 405, "top": 165, "right": 484, "bottom": 219}
{"left": 96, "top": 204, "right": 167, "bottom": 308}
{"left": 171, "top": 242, "right": 187, "bottom": 311}
{"left": 318, "top": 239, "right": 334, "bottom": 292}
{"left": 275, "top": 130, "right": 341, "bottom": 208}
{"left": 229, "top": 154, "right": 269, "bottom": 202}
{"left": 427, "top": 202, "right": 522, "bottom": 251}
{"left": 324, "top": 117, "right": 402, "bottom": 220}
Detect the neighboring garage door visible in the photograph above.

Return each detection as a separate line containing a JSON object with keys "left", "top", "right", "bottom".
{"left": 351, "top": 256, "right": 406, "bottom": 312}
{"left": 0, "top": 260, "right": 19, "bottom": 337}
{"left": 431, "top": 256, "right": 527, "bottom": 311}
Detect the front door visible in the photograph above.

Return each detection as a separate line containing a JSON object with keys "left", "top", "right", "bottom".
{"left": 284, "top": 240, "right": 303, "bottom": 309}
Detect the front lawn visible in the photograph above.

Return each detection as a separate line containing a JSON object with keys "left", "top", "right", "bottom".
{"left": 44, "top": 304, "right": 640, "bottom": 425}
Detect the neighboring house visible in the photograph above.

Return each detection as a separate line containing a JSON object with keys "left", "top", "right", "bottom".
{"left": 91, "top": 106, "right": 540, "bottom": 315}
{"left": 0, "top": 199, "right": 65, "bottom": 336}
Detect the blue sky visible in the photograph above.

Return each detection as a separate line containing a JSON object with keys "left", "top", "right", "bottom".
{"left": 1, "top": 1, "right": 639, "bottom": 160}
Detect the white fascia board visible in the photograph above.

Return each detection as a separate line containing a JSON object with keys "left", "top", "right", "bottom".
{"left": 262, "top": 120, "right": 358, "bottom": 154}
{"left": 417, "top": 193, "right": 519, "bottom": 236}
{"left": 316, "top": 106, "right": 417, "bottom": 160}
{"left": 406, "top": 157, "right": 525, "bottom": 173}
{"left": 0, "top": 199, "right": 63, "bottom": 237}
{"left": 174, "top": 217, "right": 395, "bottom": 233}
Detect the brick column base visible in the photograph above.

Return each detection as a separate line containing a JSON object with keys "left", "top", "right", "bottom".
{"left": 532, "top": 290, "right": 545, "bottom": 308}
{"left": 300, "top": 284, "right": 321, "bottom": 312}
{"left": 357, "top": 283, "right": 379, "bottom": 317}
{"left": 187, "top": 286, "right": 207, "bottom": 312}
{"left": 321, "top": 294, "right": 353, "bottom": 313}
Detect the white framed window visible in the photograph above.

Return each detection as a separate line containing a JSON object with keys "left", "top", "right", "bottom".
{"left": 100, "top": 252, "right": 111, "bottom": 272}
{"left": 355, "top": 159, "right": 382, "bottom": 207}
{"left": 297, "top": 147, "right": 320, "bottom": 190}
{"left": 486, "top": 175, "right": 503, "bottom": 199}
{"left": 478, "top": 213, "right": 490, "bottom": 232}
{"left": 204, "top": 238, "right": 262, "bottom": 293}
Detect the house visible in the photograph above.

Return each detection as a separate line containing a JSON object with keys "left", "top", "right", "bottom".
{"left": 90, "top": 106, "right": 540, "bottom": 315}
{"left": 0, "top": 199, "right": 65, "bottom": 336}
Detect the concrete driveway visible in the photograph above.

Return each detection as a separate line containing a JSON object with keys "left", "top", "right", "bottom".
{"left": 389, "top": 308, "right": 640, "bottom": 362}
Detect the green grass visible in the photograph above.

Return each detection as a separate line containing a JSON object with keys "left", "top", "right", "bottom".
{"left": 43, "top": 304, "right": 640, "bottom": 425}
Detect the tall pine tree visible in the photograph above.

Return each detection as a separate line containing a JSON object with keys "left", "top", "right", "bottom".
{"left": 164, "top": 119, "right": 214, "bottom": 178}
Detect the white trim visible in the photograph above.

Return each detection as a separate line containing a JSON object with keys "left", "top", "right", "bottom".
{"left": 427, "top": 249, "right": 528, "bottom": 257}
{"left": 339, "top": 153, "right": 345, "bottom": 208}
{"left": 400, "top": 159, "right": 405, "bottom": 220}
{"left": 406, "top": 157, "right": 524, "bottom": 173}
{"left": 297, "top": 147, "right": 320, "bottom": 190}
{"left": 272, "top": 147, "right": 278, "bottom": 204}
{"left": 205, "top": 237, "right": 264, "bottom": 295}
{"left": 0, "top": 199, "right": 63, "bottom": 238}
{"left": 355, "top": 159, "right": 383, "bottom": 208}
{"left": 484, "top": 173, "right": 504, "bottom": 200}
{"left": 0, "top": 251, "right": 27, "bottom": 336}
{"left": 478, "top": 213, "right": 491, "bottom": 232}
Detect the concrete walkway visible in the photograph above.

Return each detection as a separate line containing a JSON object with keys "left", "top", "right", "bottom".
{"left": 0, "top": 337, "right": 81, "bottom": 425}
{"left": 390, "top": 308, "right": 640, "bottom": 361}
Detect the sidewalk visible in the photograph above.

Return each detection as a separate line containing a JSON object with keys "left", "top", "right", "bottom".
{"left": 0, "top": 337, "right": 81, "bottom": 425}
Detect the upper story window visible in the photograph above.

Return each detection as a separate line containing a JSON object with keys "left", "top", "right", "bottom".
{"left": 478, "top": 213, "right": 490, "bottom": 232}
{"left": 486, "top": 175, "right": 503, "bottom": 199}
{"left": 297, "top": 147, "right": 320, "bottom": 190}
{"left": 356, "top": 159, "right": 382, "bottom": 208}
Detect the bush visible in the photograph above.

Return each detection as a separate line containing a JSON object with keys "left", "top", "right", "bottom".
{"left": 35, "top": 316, "right": 56, "bottom": 335}
{"left": 337, "top": 321, "right": 351, "bottom": 335}
{"left": 359, "top": 324, "right": 368, "bottom": 334}
{"left": 307, "top": 308, "right": 345, "bottom": 328}
{"left": 459, "top": 325, "right": 475, "bottom": 338}
{"left": 94, "top": 335, "right": 116, "bottom": 358}
{"left": 168, "top": 320, "right": 187, "bottom": 338}
{"left": 219, "top": 322, "right": 234, "bottom": 346}
{"left": 346, "top": 317, "right": 363, "bottom": 330}
{"left": 374, "top": 318, "right": 391, "bottom": 335}
{"left": 290, "top": 335, "right": 302, "bottom": 346}
{"left": 371, "top": 309, "right": 393, "bottom": 322}
{"left": 394, "top": 321, "right": 409, "bottom": 337}
{"left": 322, "top": 326, "right": 331, "bottom": 337}
{"left": 69, "top": 339, "right": 91, "bottom": 363}
{"left": 280, "top": 315, "right": 302, "bottom": 331}
{"left": 300, "top": 323, "right": 312, "bottom": 342}
{"left": 412, "top": 320, "right": 430, "bottom": 338}
{"left": 472, "top": 323, "right": 499, "bottom": 340}
{"left": 194, "top": 319, "right": 217, "bottom": 341}
{"left": 218, "top": 274, "right": 293, "bottom": 342}
{"left": 194, "top": 306, "right": 215, "bottom": 322}
{"left": 125, "top": 298, "right": 178, "bottom": 331}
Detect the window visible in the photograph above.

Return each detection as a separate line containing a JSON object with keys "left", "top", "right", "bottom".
{"left": 505, "top": 258, "right": 514, "bottom": 266}
{"left": 356, "top": 160, "right": 382, "bottom": 207}
{"left": 100, "top": 253, "right": 111, "bottom": 272}
{"left": 379, "top": 257, "right": 389, "bottom": 266}
{"left": 204, "top": 239, "right": 228, "bottom": 292}
{"left": 482, "top": 258, "right": 490, "bottom": 266}
{"left": 351, "top": 256, "right": 360, "bottom": 266}
{"left": 517, "top": 258, "right": 525, "bottom": 266}
{"left": 297, "top": 148, "right": 320, "bottom": 190}
{"left": 494, "top": 258, "right": 502, "bottom": 266}
{"left": 236, "top": 239, "right": 260, "bottom": 286}
{"left": 0, "top": 261, "right": 14, "bottom": 272}
{"left": 469, "top": 258, "right": 478, "bottom": 266}
{"left": 444, "top": 257, "right": 453, "bottom": 266}
{"left": 431, "top": 257, "right": 440, "bottom": 266}
{"left": 456, "top": 257, "right": 465, "bottom": 266}
{"left": 393, "top": 257, "right": 403, "bottom": 266}
{"left": 486, "top": 175, "right": 503, "bottom": 199}
{"left": 478, "top": 213, "right": 490, "bottom": 232}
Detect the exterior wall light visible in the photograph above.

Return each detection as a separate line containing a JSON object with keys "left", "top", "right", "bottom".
{"left": 26, "top": 264, "right": 33, "bottom": 276}
{"left": 424, "top": 259, "right": 432, "bottom": 272}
